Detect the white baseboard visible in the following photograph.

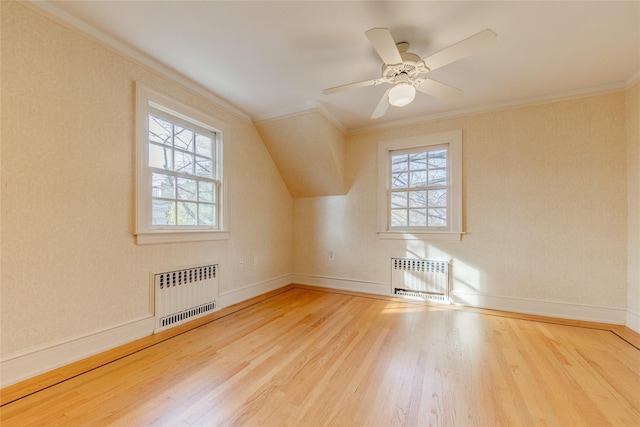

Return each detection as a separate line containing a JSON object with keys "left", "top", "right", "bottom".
{"left": 0, "top": 316, "right": 155, "bottom": 389}
{"left": 626, "top": 309, "right": 640, "bottom": 333}
{"left": 293, "top": 274, "right": 628, "bottom": 325}
{"left": 291, "top": 274, "right": 390, "bottom": 296}
{"left": 0, "top": 275, "right": 294, "bottom": 389}
{"left": 450, "top": 290, "right": 627, "bottom": 325}
{"left": 218, "top": 274, "right": 293, "bottom": 309}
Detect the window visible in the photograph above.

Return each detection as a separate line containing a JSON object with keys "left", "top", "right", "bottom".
{"left": 378, "top": 130, "right": 462, "bottom": 240}
{"left": 135, "top": 82, "right": 229, "bottom": 244}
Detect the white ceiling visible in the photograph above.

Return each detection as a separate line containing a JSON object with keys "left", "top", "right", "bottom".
{"left": 45, "top": 1, "right": 639, "bottom": 131}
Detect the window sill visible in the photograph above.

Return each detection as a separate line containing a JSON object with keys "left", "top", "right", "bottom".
{"left": 378, "top": 231, "right": 463, "bottom": 241}
{"left": 135, "top": 230, "right": 230, "bottom": 245}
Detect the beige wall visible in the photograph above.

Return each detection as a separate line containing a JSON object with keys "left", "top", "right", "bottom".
{"left": 627, "top": 81, "right": 640, "bottom": 322}
{"left": 1, "top": 2, "right": 292, "bottom": 357}
{"left": 294, "top": 92, "right": 629, "bottom": 313}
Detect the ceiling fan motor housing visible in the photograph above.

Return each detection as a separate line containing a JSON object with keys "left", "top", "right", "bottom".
{"left": 382, "top": 50, "right": 426, "bottom": 84}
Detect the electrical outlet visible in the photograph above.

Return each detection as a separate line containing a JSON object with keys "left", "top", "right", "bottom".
{"left": 328, "top": 250, "right": 335, "bottom": 261}
{"left": 239, "top": 259, "right": 244, "bottom": 267}
{"left": 253, "top": 256, "right": 258, "bottom": 266}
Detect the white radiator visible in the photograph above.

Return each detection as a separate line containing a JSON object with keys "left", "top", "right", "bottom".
{"left": 391, "top": 258, "right": 450, "bottom": 303}
{"left": 154, "top": 264, "right": 218, "bottom": 333}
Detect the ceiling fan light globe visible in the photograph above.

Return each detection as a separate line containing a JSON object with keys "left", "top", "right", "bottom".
{"left": 388, "top": 83, "right": 416, "bottom": 107}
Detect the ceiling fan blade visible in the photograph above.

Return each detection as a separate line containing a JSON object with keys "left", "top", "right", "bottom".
{"left": 322, "top": 78, "right": 388, "bottom": 95}
{"left": 421, "top": 29, "right": 497, "bottom": 71}
{"left": 416, "top": 79, "right": 462, "bottom": 100}
{"left": 365, "top": 27, "right": 403, "bottom": 66}
{"left": 371, "top": 88, "right": 392, "bottom": 119}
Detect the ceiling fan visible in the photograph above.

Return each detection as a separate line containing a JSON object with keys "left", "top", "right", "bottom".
{"left": 322, "top": 28, "right": 497, "bottom": 119}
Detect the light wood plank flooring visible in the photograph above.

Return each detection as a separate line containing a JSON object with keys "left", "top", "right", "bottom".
{"left": 1, "top": 286, "right": 639, "bottom": 426}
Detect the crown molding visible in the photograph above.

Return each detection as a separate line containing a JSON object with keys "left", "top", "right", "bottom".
{"left": 253, "top": 104, "right": 348, "bottom": 136}
{"left": 349, "top": 80, "right": 630, "bottom": 134}
{"left": 21, "top": 1, "right": 640, "bottom": 135}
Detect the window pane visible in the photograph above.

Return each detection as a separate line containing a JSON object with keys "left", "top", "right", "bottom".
{"left": 428, "top": 208, "right": 447, "bottom": 227}
{"left": 148, "top": 116, "right": 172, "bottom": 146}
{"left": 195, "top": 157, "right": 213, "bottom": 178}
{"left": 409, "top": 209, "right": 427, "bottom": 226}
{"left": 143, "top": 97, "right": 224, "bottom": 237}
{"left": 428, "top": 189, "right": 447, "bottom": 207}
{"left": 409, "top": 171, "right": 427, "bottom": 187}
{"left": 390, "top": 209, "right": 407, "bottom": 227}
{"left": 177, "top": 177, "right": 197, "bottom": 201}
{"left": 151, "top": 173, "right": 175, "bottom": 198}
{"left": 409, "top": 191, "right": 426, "bottom": 208}
{"left": 391, "top": 153, "right": 408, "bottom": 172}
{"left": 391, "top": 191, "right": 407, "bottom": 208}
{"left": 174, "top": 126, "right": 194, "bottom": 151}
{"left": 174, "top": 151, "right": 194, "bottom": 174}
{"left": 149, "top": 143, "right": 173, "bottom": 170}
{"left": 196, "top": 133, "right": 213, "bottom": 157}
{"left": 428, "top": 169, "right": 447, "bottom": 185}
{"left": 152, "top": 200, "right": 175, "bottom": 225}
{"left": 391, "top": 172, "right": 408, "bottom": 189}
{"left": 409, "top": 152, "right": 426, "bottom": 170}
{"left": 177, "top": 202, "right": 197, "bottom": 225}
{"left": 199, "top": 181, "right": 214, "bottom": 202}
{"left": 199, "top": 203, "right": 214, "bottom": 225}
{"left": 428, "top": 149, "right": 447, "bottom": 168}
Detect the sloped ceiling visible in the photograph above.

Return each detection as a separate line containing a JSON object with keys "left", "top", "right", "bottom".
{"left": 255, "top": 111, "right": 346, "bottom": 198}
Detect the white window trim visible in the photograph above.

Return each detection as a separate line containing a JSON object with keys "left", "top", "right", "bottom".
{"left": 377, "top": 129, "right": 463, "bottom": 241}
{"left": 135, "top": 82, "right": 230, "bottom": 244}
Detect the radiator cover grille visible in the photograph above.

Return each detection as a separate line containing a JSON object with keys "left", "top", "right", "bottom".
{"left": 391, "top": 258, "right": 450, "bottom": 303}
{"left": 154, "top": 264, "right": 218, "bottom": 332}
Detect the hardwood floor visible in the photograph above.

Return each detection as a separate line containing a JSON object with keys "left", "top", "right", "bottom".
{"left": 1, "top": 286, "right": 639, "bottom": 426}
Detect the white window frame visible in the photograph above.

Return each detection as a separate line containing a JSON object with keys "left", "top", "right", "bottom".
{"left": 135, "top": 82, "right": 230, "bottom": 244}
{"left": 377, "top": 129, "right": 463, "bottom": 241}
